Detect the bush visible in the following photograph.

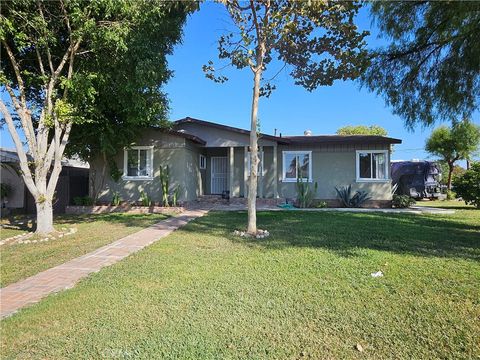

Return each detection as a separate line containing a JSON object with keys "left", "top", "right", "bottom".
{"left": 111, "top": 191, "right": 121, "bottom": 206}
{"left": 453, "top": 162, "right": 480, "bottom": 208}
{"left": 315, "top": 201, "right": 327, "bottom": 208}
{"left": 335, "top": 185, "right": 371, "bottom": 208}
{"left": 392, "top": 195, "right": 416, "bottom": 208}
{"left": 140, "top": 191, "right": 151, "bottom": 207}
{"left": 446, "top": 190, "right": 457, "bottom": 200}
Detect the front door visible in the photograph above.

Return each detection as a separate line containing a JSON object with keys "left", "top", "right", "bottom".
{"left": 211, "top": 156, "right": 228, "bottom": 194}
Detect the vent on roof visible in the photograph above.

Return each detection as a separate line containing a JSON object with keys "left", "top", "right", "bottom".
{"left": 304, "top": 130, "right": 312, "bottom": 136}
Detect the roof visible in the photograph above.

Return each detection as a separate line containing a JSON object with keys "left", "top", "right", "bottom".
{"left": 174, "top": 117, "right": 290, "bottom": 144}
{"left": 174, "top": 117, "right": 402, "bottom": 146}
{"left": 0, "top": 148, "right": 89, "bottom": 168}
{"left": 167, "top": 130, "right": 206, "bottom": 145}
{"left": 283, "top": 135, "right": 402, "bottom": 145}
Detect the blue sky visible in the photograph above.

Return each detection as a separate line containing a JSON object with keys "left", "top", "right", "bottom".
{"left": 1, "top": 2, "right": 478, "bottom": 163}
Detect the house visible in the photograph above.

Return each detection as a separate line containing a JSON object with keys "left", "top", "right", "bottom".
{"left": 91, "top": 117, "right": 402, "bottom": 207}
{"left": 0, "top": 148, "right": 89, "bottom": 214}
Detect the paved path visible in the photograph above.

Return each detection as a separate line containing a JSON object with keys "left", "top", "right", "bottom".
{"left": 0, "top": 209, "right": 208, "bottom": 319}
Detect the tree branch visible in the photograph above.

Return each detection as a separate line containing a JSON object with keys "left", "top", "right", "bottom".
{"left": 0, "top": 99, "right": 38, "bottom": 197}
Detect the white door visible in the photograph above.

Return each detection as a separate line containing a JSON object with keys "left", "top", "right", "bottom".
{"left": 211, "top": 157, "right": 228, "bottom": 194}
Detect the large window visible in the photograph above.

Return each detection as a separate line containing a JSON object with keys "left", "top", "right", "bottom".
{"left": 356, "top": 150, "right": 388, "bottom": 181}
{"left": 123, "top": 146, "right": 153, "bottom": 179}
{"left": 282, "top": 151, "right": 312, "bottom": 182}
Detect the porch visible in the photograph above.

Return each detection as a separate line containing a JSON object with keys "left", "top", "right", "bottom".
{"left": 200, "top": 146, "right": 279, "bottom": 199}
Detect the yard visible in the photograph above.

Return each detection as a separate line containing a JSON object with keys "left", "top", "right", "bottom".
{"left": 0, "top": 213, "right": 169, "bottom": 287}
{"left": 1, "top": 205, "right": 479, "bottom": 359}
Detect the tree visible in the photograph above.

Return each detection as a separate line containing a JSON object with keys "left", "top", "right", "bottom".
{"left": 0, "top": 0, "right": 191, "bottom": 234}
{"left": 425, "top": 120, "right": 480, "bottom": 190}
{"left": 436, "top": 161, "right": 466, "bottom": 187}
{"left": 362, "top": 2, "right": 480, "bottom": 128}
{"left": 205, "top": 0, "right": 369, "bottom": 234}
{"left": 65, "top": 3, "right": 194, "bottom": 200}
{"left": 453, "top": 162, "right": 480, "bottom": 208}
{"left": 336, "top": 125, "right": 387, "bottom": 136}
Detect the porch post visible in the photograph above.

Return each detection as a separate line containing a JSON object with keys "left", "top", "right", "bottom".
{"left": 259, "top": 146, "right": 264, "bottom": 198}
{"left": 273, "top": 144, "right": 278, "bottom": 198}
{"left": 229, "top": 146, "right": 234, "bottom": 197}
{"left": 244, "top": 146, "right": 248, "bottom": 197}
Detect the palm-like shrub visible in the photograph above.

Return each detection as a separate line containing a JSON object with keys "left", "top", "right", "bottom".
{"left": 335, "top": 185, "right": 371, "bottom": 208}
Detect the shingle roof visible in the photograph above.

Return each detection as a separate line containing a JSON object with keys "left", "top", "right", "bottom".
{"left": 173, "top": 117, "right": 402, "bottom": 146}
{"left": 283, "top": 135, "right": 402, "bottom": 145}
{"left": 174, "top": 117, "right": 290, "bottom": 144}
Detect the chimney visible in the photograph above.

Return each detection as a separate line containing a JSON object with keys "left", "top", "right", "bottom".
{"left": 304, "top": 130, "right": 312, "bottom": 136}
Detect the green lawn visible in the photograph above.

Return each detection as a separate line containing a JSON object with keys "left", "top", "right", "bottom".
{"left": 1, "top": 208, "right": 479, "bottom": 359}
{"left": 0, "top": 213, "right": 169, "bottom": 287}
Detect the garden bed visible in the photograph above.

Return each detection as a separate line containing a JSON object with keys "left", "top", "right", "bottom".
{"left": 65, "top": 205, "right": 184, "bottom": 215}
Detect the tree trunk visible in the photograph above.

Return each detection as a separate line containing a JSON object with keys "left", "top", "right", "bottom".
{"left": 247, "top": 68, "right": 262, "bottom": 235}
{"left": 35, "top": 200, "right": 54, "bottom": 234}
{"left": 447, "top": 162, "right": 454, "bottom": 190}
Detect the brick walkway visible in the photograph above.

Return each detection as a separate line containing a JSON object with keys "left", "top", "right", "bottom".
{"left": 0, "top": 209, "right": 208, "bottom": 319}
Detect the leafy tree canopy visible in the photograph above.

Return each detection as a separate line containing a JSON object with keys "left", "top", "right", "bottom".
{"left": 453, "top": 162, "right": 480, "bottom": 208}
{"left": 362, "top": 1, "right": 480, "bottom": 128}
{"left": 425, "top": 119, "right": 480, "bottom": 189}
{"left": 336, "top": 125, "right": 387, "bottom": 136}
{"left": 66, "top": 1, "right": 196, "bottom": 161}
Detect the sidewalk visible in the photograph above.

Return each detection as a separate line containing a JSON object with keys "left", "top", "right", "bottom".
{"left": 0, "top": 209, "right": 208, "bottom": 319}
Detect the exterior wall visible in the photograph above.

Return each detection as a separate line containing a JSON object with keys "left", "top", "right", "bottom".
{"left": 276, "top": 143, "right": 392, "bottom": 201}
{"left": 174, "top": 122, "right": 277, "bottom": 147}
{"left": 1, "top": 166, "right": 25, "bottom": 209}
{"left": 92, "top": 131, "right": 202, "bottom": 204}
{"left": 91, "top": 127, "right": 394, "bottom": 204}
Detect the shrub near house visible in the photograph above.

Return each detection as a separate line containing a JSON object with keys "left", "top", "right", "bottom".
{"left": 453, "top": 162, "right": 480, "bottom": 208}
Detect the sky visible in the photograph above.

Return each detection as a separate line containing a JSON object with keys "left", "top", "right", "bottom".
{"left": 1, "top": 2, "right": 478, "bottom": 164}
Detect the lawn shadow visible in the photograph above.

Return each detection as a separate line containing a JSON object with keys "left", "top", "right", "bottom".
{"left": 181, "top": 210, "right": 480, "bottom": 261}
{"left": 0, "top": 213, "right": 169, "bottom": 232}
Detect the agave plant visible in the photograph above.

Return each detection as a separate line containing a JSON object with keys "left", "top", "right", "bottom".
{"left": 335, "top": 185, "right": 371, "bottom": 208}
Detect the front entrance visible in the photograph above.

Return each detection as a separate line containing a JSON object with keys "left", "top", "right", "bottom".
{"left": 211, "top": 156, "right": 228, "bottom": 194}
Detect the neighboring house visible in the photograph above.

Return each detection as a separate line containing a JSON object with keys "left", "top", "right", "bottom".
{"left": 0, "top": 148, "right": 89, "bottom": 214}
{"left": 91, "top": 117, "right": 402, "bottom": 207}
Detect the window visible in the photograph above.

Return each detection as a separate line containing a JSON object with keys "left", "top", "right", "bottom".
{"left": 356, "top": 150, "right": 388, "bottom": 181}
{"left": 199, "top": 154, "right": 206, "bottom": 170}
{"left": 282, "top": 151, "right": 312, "bottom": 182}
{"left": 123, "top": 146, "right": 153, "bottom": 179}
{"left": 247, "top": 151, "right": 264, "bottom": 176}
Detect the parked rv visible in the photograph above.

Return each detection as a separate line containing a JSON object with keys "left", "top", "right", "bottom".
{"left": 391, "top": 161, "right": 443, "bottom": 199}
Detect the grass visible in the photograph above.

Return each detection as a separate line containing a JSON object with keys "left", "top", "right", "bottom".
{"left": 1, "top": 208, "right": 479, "bottom": 359}
{"left": 416, "top": 199, "right": 476, "bottom": 209}
{"left": 0, "top": 213, "right": 169, "bottom": 287}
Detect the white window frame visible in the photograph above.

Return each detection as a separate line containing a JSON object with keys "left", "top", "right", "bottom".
{"left": 247, "top": 150, "right": 264, "bottom": 176}
{"left": 199, "top": 154, "right": 206, "bottom": 170}
{"left": 282, "top": 151, "right": 313, "bottom": 182}
{"left": 123, "top": 146, "right": 154, "bottom": 180}
{"left": 356, "top": 150, "right": 389, "bottom": 182}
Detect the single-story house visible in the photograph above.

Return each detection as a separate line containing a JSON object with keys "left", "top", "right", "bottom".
{"left": 91, "top": 117, "right": 402, "bottom": 207}
{"left": 0, "top": 148, "right": 89, "bottom": 214}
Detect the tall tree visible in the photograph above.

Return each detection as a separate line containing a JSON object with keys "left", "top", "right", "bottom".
{"left": 65, "top": 2, "right": 194, "bottom": 200}
{"left": 362, "top": 1, "right": 480, "bottom": 128}
{"left": 336, "top": 125, "right": 387, "bottom": 136}
{"left": 425, "top": 120, "right": 480, "bottom": 190}
{"left": 205, "top": 0, "right": 368, "bottom": 234}
{"left": 0, "top": 0, "right": 190, "bottom": 234}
